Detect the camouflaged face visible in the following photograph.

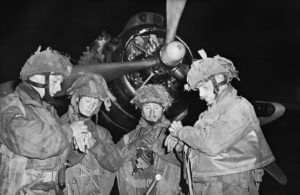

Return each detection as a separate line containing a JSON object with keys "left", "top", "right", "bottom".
{"left": 20, "top": 46, "right": 72, "bottom": 79}
{"left": 67, "top": 73, "right": 116, "bottom": 111}
{"left": 131, "top": 84, "right": 172, "bottom": 110}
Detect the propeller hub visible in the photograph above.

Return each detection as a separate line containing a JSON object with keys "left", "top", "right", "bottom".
{"left": 160, "top": 41, "right": 186, "bottom": 67}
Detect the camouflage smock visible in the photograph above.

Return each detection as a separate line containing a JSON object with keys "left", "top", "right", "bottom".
{"left": 0, "top": 82, "right": 73, "bottom": 195}
{"left": 61, "top": 106, "right": 122, "bottom": 195}
{"left": 117, "top": 116, "right": 182, "bottom": 195}
{"left": 177, "top": 86, "right": 275, "bottom": 178}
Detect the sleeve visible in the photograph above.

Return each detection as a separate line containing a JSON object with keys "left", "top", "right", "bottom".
{"left": 116, "top": 130, "right": 139, "bottom": 163}
{"left": 0, "top": 104, "right": 73, "bottom": 159}
{"left": 152, "top": 129, "right": 182, "bottom": 166}
{"left": 89, "top": 126, "right": 123, "bottom": 172}
{"left": 178, "top": 100, "right": 254, "bottom": 156}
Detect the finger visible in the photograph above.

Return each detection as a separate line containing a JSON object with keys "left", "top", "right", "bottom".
{"left": 169, "top": 127, "right": 177, "bottom": 133}
{"left": 167, "top": 140, "right": 171, "bottom": 152}
{"left": 73, "top": 139, "right": 78, "bottom": 149}
{"left": 76, "top": 139, "right": 82, "bottom": 151}
{"left": 169, "top": 141, "right": 175, "bottom": 152}
{"left": 171, "top": 138, "right": 179, "bottom": 151}
{"left": 77, "top": 138, "right": 85, "bottom": 152}
{"left": 171, "top": 122, "right": 180, "bottom": 130}
{"left": 166, "top": 137, "right": 173, "bottom": 151}
{"left": 166, "top": 139, "right": 173, "bottom": 151}
{"left": 177, "top": 121, "right": 183, "bottom": 128}
{"left": 173, "top": 143, "right": 179, "bottom": 151}
{"left": 171, "top": 141, "right": 177, "bottom": 151}
{"left": 174, "top": 121, "right": 181, "bottom": 128}
{"left": 167, "top": 136, "right": 174, "bottom": 146}
{"left": 164, "top": 136, "right": 171, "bottom": 146}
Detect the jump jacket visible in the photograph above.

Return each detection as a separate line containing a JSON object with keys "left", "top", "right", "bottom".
{"left": 177, "top": 86, "right": 275, "bottom": 178}
{"left": 61, "top": 105, "right": 123, "bottom": 195}
{"left": 0, "top": 82, "right": 73, "bottom": 194}
{"left": 117, "top": 116, "right": 182, "bottom": 195}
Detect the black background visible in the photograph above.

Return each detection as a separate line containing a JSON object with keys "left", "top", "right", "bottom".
{"left": 1, "top": 0, "right": 300, "bottom": 194}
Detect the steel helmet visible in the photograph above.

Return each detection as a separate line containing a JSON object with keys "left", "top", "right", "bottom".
{"left": 20, "top": 46, "right": 72, "bottom": 80}
{"left": 186, "top": 49, "right": 239, "bottom": 91}
{"left": 67, "top": 73, "right": 116, "bottom": 111}
{"left": 131, "top": 84, "right": 172, "bottom": 110}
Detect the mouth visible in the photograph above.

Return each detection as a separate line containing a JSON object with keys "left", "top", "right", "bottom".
{"left": 148, "top": 116, "right": 158, "bottom": 121}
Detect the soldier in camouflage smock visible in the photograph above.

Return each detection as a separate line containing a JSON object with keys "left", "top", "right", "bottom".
{"left": 165, "top": 50, "right": 275, "bottom": 195}
{"left": 117, "top": 84, "right": 183, "bottom": 195}
{"left": 0, "top": 47, "right": 88, "bottom": 195}
{"left": 61, "top": 73, "right": 123, "bottom": 195}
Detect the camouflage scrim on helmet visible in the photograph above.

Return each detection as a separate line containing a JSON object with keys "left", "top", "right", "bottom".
{"left": 67, "top": 73, "right": 116, "bottom": 111}
{"left": 186, "top": 49, "right": 239, "bottom": 90}
{"left": 131, "top": 84, "right": 172, "bottom": 110}
{"left": 20, "top": 46, "right": 73, "bottom": 80}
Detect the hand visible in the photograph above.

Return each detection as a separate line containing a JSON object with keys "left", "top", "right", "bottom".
{"left": 164, "top": 135, "right": 182, "bottom": 152}
{"left": 168, "top": 121, "right": 183, "bottom": 136}
{"left": 86, "top": 136, "right": 96, "bottom": 149}
{"left": 73, "top": 132, "right": 94, "bottom": 153}
{"left": 69, "top": 121, "right": 88, "bottom": 137}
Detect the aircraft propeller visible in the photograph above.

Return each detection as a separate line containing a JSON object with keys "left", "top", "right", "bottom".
{"left": 60, "top": 0, "right": 188, "bottom": 95}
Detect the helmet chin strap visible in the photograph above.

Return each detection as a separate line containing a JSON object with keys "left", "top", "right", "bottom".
{"left": 25, "top": 79, "right": 47, "bottom": 88}
{"left": 41, "top": 74, "right": 57, "bottom": 105}
{"left": 209, "top": 75, "right": 228, "bottom": 94}
{"left": 26, "top": 73, "right": 55, "bottom": 104}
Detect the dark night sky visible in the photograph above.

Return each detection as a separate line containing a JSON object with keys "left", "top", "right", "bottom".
{"left": 1, "top": 1, "right": 300, "bottom": 194}
{"left": 1, "top": 0, "right": 300, "bottom": 104}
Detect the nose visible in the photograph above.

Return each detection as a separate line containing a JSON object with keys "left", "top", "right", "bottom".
{"left": 149, "top": 108, "right": 153, "bottom": 115}
{"left": 88, "top": 103, "right": 95, "bottom": 110}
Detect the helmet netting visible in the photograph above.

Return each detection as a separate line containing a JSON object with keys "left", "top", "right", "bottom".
{"left": 131, "top": 84, "right": 172, "bottom": 110}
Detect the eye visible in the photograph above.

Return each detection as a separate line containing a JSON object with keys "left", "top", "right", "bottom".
{"left": 93, "top": 100, "right": 99, "bottom": 107}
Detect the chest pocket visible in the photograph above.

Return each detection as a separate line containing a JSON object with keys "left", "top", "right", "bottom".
{"left": 28, "top": 105, "right": 58, "bottom": 127}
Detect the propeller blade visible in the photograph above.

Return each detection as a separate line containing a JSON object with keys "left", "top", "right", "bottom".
{"left": 56, "top": 57, "right": 159, "bottom": 96}
{"left": 165, "top": 0, "right": 187, "bottom": 44}
{"left": 264, "top": 162, "right": 288, "bottom": 185}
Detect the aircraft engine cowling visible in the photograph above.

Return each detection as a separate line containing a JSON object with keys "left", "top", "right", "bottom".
{"left": 98, "top": 24, "right": 193, "bottom": 138}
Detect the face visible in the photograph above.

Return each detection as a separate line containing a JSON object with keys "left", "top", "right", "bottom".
{"left": 78, "top": 96, "right": 101, "bottom": 117}
{"left": 197, "top": 80, "right": 216, "bottom": 106}
{"left": 141, "top": 103, "right": 164, "bottom": 122}
{"left": 49, "top": 74, "right": 63, "bottom": 96}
